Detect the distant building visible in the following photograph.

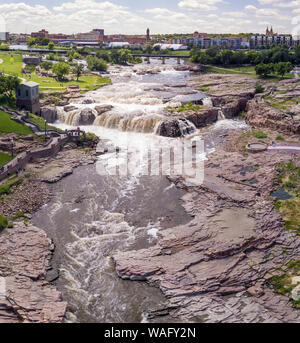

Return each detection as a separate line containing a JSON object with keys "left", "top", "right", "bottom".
{"left": 153, "top": 44, "right": 188, "bottom": 51}
{"left": 146, "top": 28, "right": 150, "bottom": 41}
{"left": 31, "top": 29, "right": 49, "bottom": 38}
{"left": 16, "top": 81, "right": 40, "bottom": 115}
{"left": 75, "top": 29, "right": 104, "bottom": 42}
{"left": 0, "top": 32, "right": 9, "bottom": 41}
{"left": 108, "top": 42, "right": 130, "bottom": 48}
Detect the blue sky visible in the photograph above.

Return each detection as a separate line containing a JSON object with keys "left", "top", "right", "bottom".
{"left": 0, "top": 0, "right": 298, "bottom": 35}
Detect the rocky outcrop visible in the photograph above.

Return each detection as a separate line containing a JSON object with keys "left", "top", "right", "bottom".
{"left": 113, "top": 149, "right": 300, "bottom": 322}
{"left": 95, "top": 105, "right": 113, "bottom": 115}
{"left": 78, "top": 108, "right": 96, "bottom": 125}
{"left": 64, "top": 105, "right": 77, "bottom": 113}
{"left": 246, "top": 101, "right": 300, "bottom": 135}
{"left": 184, "top": 108, "right": 218, "bottom": 127}
{"left": 0, "top": 222, "right": 67, "bottom": 323}
{"left": 41, "top": 106, "right": 57, "bottom": 124}
{"left": 157, "top": 118, "right": 195, "bottom": 137}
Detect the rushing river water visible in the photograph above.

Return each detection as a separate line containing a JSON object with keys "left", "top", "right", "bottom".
{"left": 32, "top": 59, "right": 247, "bottom": 323}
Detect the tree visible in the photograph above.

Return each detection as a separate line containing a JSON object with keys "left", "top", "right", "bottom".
{"left": 27, "top": 38, "right": 36, "bottom": 47}
{"left": 294, "top": 44, "right": 300, "bottom": 64}
{"left": 0, "top": 75, "right": 20, "bottom": 99}
{"left": 274, "top": 62, "right": 293, "bottom": 78}
{"left": 87, "top": 56, "right": 108, "bottom": 72}
{"left": 40, "top": 61, "right": 53, "bottom": 71}
{"left": 48, "top": 42, "right": 55, "bottom": 50}
{"left": 255, "top": 63, "right": 274, "bottom": 78}
{"left": 52, "top": 62, "right": 70, "bottom": 81}
{"left": 73, "top": 63, "right": 84, "bottom": 81}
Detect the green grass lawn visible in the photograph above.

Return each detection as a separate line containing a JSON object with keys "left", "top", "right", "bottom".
{"left": 28, "top": 113, "right": 63, "bottom": 132}
{"left": 0, "top": 52, "right": 23, "bottom": 75}
{"left": 0, "top": 51, "right": 111, "bottom": 91}
{"left": 0, "top": 152, "right": 14, "bottom": 168}
{"left": 0, "top": 110, "right": 33, "bottom": 135}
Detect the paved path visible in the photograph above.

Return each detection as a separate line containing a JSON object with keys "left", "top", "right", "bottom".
{"left": 268, "top": 146, "right": 300, "bottom": 154}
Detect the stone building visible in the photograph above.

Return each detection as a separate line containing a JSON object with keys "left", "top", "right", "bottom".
{"left": 22, "top": 55, "right": 41, "bottom": 66}
{"left": 16, "top": 81, "right": 40, "bottom": 115}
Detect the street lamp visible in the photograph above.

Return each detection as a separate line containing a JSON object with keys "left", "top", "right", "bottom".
{"left": 11, "top": 138, "right": 14, "bottom": 158}
{"left": 44, "top": 120, "right": 47, "bottom": 143}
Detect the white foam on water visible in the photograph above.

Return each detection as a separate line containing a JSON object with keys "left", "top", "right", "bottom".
{"left": 0, "top": 277, "right": 6, "bottom": 298}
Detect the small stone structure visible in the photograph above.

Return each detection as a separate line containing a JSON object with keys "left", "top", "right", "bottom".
{"left": 22, "top": 55, "right": 41, "bottom": 66}
{"left": 16, "top": 81, "right": 41, "bottom": 115}
{"left": 246, "top": 142, "right": 268, "bottom": 153}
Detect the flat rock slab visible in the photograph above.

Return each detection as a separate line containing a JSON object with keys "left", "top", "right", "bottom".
{"left": 0, "top": 223, "right": 67, "bottom": 323}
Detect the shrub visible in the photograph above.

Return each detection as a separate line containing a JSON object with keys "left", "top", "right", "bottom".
{"left": 252, "top": 131, "right": 268, "bottom": 139}
{"left": 276, "top": 135, "right": 285, "bottom": 141}
{"left": 255, "top": 85, "right": 264, "bottom": 94}
{"left": 0, "top": 215, "right": 8, "bottom": 231}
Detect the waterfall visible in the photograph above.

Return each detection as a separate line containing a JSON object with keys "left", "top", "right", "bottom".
{"left": 94, "top": 113, "right": 163, "bottom": 134}
{"left": 203, "top": 97, "right": 213, "bottom": 107}
{"left": 178, "top": 119, "right": 196, "bottom": 136}
{"left": 218, "top": 109, "right": 226, "bottom": 121}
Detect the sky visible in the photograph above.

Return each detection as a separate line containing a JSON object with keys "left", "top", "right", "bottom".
{"left": 0, "top": 0, "right": 299, "bottom": 35}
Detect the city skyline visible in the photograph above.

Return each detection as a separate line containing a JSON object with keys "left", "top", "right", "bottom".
{"left": 0, "top": 0, "right": 298, "bottom": 35}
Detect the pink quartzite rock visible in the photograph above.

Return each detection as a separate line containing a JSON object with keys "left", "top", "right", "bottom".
{"left": 0, "top": 223, "right": 67, "bottom": 323}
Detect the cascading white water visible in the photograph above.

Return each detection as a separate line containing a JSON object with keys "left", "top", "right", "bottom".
{"left": 56, "top": 63, "right": 209, "bottom": 135}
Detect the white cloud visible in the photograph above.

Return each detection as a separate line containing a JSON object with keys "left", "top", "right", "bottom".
{"left": 178, "top": 0, "right": 223, "bottom": 11}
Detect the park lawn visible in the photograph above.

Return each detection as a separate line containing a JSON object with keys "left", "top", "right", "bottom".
{"left": 0, "top": 110, "right": 33, "bottom": 135}
{"left": 28, "top": 113, "right": 63, "bottom": 133}
{"left": 26, "top": 72, "right": 111, "bottom": 91}
{"left": 0, "top": 152, "right": 14, "bottom": 168}
{"left": 0, "top": 52, "right": 23, "bottom": 75}
{"left": 167, "top": 50, "right": 191, "bottom": 57}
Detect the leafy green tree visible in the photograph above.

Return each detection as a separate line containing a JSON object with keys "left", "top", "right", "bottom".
{"left": 48, "top": 42, "right": 55, "bottom": 50}
{"left": 255, "top": 63, "right": 274, "bottom": 78}
{"left": 274, "top": 62, "right": 293, "bottom": 78}
{"left": 0, "top": 75, "right": 21, "bottom": 99}
{"left": 294, "top": 45, "right": 300, "bottom": 64}
{"left": 27, "top": 38, "right": 36, "bottom": 47}
{"left": 52, "top": 62, "right": 70, "bottom": 81}
{"left": 87, "top": 56, "right": 108, "bottom": 71}
{"left": 73, "top": 63, "right": 84, "bottom": 81}
{"left": 40, "top": 61, "right": 53, "bottom": 71}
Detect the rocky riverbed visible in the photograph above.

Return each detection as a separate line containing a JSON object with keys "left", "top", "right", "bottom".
{"left": 114, "top": 133, "right": 300, "bottom": 323}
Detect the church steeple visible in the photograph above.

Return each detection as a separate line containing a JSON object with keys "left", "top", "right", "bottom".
{"left": 266, "top": 27, "right": 269, "bottom": 36}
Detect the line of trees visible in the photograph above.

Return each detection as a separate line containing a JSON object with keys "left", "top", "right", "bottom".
{"left": 191, "top": 45, "right": 300, "bottom": 67}
{"left": 255, "top": 62, "right": 293, "bottom": 78}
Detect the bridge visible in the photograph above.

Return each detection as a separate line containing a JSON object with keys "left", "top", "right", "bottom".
{"left": 131, "top": 54, "right": 190, "bottom": 65}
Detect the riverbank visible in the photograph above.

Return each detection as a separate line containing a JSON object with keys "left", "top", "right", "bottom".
{"left": 0, "top": 142, "right": 99, "bottom": 323}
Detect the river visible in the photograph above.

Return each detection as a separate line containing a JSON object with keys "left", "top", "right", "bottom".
{"left": 32, "top": 58, "right": 247, "bottom": 323}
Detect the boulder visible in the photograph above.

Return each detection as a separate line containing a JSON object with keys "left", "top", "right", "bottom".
{"left": 81, "top": 98, "right": 95, "bottom": 105}
{"left": 157, "top": 118, "right": 195, "bottom": 137}
{"left": 41, "top": 106, "right": 57, "bottom": 124}
{"left": 184, "top": 108, "right": 218, "bottom": 128}
{"left": 78, "top": 108, "right": 96, "bottom": 125}
{"left": 64, "top": 105, "right": 77, "bottom": 112}
{"left": 95, "top": 105, "right": 114, "bottom": 115}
